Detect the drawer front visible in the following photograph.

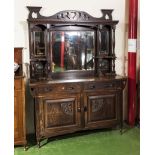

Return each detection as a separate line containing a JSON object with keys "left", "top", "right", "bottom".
{"left": 14, "top": 78, "right": 22, "bottom": 90}
{"left": 34, "top": 83, "right": 81, "bottom": 95}
{"left": 54, "top": 83, "right": 81, "bottom": 92}
{"left": 84, "top": 81, "right": 115, "bottom": 91}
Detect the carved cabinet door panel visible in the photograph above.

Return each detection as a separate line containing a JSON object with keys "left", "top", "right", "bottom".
{"left": 84, "top": 90, "right": 119, "bottom": 129}
{"left": 40, "top": 93, "right": 81, "bottom": 137}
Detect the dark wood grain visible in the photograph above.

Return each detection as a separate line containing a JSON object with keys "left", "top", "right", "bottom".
{"left": 14, "top": 77, "right": 27, "bottom": 147}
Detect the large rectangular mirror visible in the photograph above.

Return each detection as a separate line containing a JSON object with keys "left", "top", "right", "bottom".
{"left": 50, "top": 31, "right": 95, "bottom": 72}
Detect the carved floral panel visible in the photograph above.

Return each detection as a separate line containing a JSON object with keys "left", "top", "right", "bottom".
{"left": 88, "top": 94, "right": 116, "bottom": 122}
{"left": 44, "top": 99, "right": 76, "bottom": 128}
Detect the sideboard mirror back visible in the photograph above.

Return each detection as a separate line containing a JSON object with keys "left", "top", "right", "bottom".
{"left": 27, "top": 7, "right": 118, "bottom": 81}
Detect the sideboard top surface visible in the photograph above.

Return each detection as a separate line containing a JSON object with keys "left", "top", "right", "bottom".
{"left": 29, "top": 75, "right": 127, "bottom": 87}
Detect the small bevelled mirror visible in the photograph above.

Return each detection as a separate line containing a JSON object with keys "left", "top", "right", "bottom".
{"left": 99, "top": 30, "right": 109, "bottom": 55}
{"left": 51, "top": 31, "right": 95, "bottom": 72}
{"left": 34, "top": 31, "right": 45, "bottom": 56}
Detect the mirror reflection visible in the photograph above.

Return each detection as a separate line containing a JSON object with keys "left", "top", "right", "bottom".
{"left": 51, "top": 31, "right": 95, "bottom": 72}
{"left": 34, "top": 31, "right": 45, "bottom": 56}
{"left": 100, "top": 31, "right": 109, "bottom": 55}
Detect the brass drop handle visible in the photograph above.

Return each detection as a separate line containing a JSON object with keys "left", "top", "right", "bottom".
{"left": 68, "top": 87, "right": 74, "bottom": 90}
{"left": 89, "top": 85, "right": 95, "bottom": 89}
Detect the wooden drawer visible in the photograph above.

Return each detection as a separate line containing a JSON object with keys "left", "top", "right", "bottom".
{"left": 55, "top": 83, "right": 81, "bottom": 92}
{"left": 14, "top": 78, "right": 22, "bottom": 90}
{"left": 33, "top": 83, "right": 81, "bottom": 95}
{"left": 84, "top": 81, "right": 115, "bottom": 91}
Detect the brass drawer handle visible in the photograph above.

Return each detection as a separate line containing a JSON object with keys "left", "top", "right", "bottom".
{"left": 89, "top": 85, "right": 95, "bottom": 89}
{"left": 61, "top": 86, "right": 74, "bottom": 90}
{"left": 68, "top": 87, "right": 74, "bottom": 90}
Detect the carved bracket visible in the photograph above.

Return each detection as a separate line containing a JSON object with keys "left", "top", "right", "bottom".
{"left": 122, "top": 79, "right": 127, "bottom": 89}
{"left": 100, "top": 9, "right": 113, "bottom": 20}
{"left": 27, "top": 6, "right": 42, "bottom": 19}
{"left": 115, "top": 79, "right": 127, "bottom": 90}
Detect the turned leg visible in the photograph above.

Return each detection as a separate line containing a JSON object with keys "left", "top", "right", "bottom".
{"left": 24, "top": 145, "right": 28, "bottom": 151}
{"left": 37, "top": 141, "right": 41, "bottom": 148}
{"left": 23, "top": 141, "right": 28, "bottom": 151}
{"left": 119, "top": 116, "right": 123, "bottom": 135}
{"left": 120, "top": 126, "right": 123, "bottom": 135}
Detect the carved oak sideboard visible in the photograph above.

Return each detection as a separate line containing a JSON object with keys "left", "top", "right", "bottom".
{"left": 27, "top": 6, "right": 127, "bottom": 147}
{"left": 30, "top": 77, "right": 126, "bottom": 147}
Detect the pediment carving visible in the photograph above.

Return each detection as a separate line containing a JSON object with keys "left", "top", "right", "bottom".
{"left": 27, "top": 6, "right": 114, "bottom": 22}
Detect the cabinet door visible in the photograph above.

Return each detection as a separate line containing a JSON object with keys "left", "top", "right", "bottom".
{"left": 84, "top": 91, "right": 119, "bottom": 129}
{"left": 39, "top": 93, "right": 81, "bottom": 137}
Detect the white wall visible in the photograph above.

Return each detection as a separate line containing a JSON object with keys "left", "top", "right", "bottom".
{"left": 15, "top": 0, "right": 127, "bottom": 133}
